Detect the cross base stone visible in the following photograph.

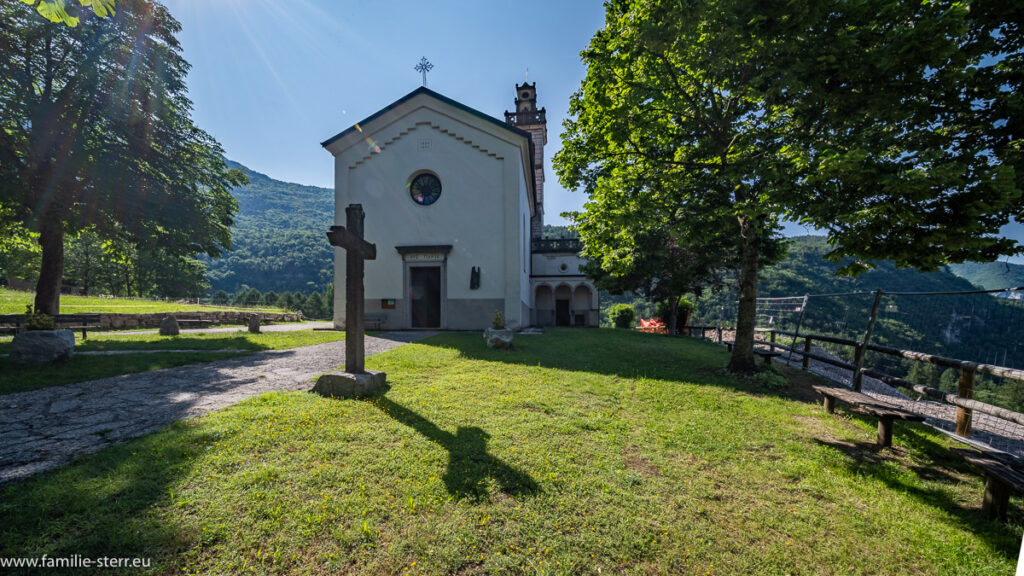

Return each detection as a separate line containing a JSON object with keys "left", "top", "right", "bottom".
{"left": 312, "top": 370, "right": 387, "bottom": 399}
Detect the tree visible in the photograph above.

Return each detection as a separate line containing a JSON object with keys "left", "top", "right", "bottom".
{"left": 63, "top": 228, "right": 106, "bottom": 294}
{"left": 0, "top": 213, "right": 40, "bottom": 285}
{"left": 262, "top": 290, "right": 279, "bottom": 308}
{"left": 19, "top": 0, "right": 114, "bottom": 27}
{"left": 556, "top": 0, "right": 795, "bottom": 371}
{"left": 211, "top": 290, "right": 229, "bottom": 306}
{"left": 1, "top": 0, "right": 243, "bottom": 315}
{"left": 557, "top": 0, "right": 1023, "bottom": 372}
{"left": 303, "top": 292, "right": 324, "bottom": 320}
{"left": 778, "top": 1, "right": 1024, "bottom": 274}
{"left": 938, "top": 368, "right": 960, "bottom": 394}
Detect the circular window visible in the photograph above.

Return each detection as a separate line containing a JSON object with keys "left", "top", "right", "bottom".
{"left": 409, "top": 173, "right": 441, "bottom": 206}
{"left": 521, "top": 91, "right": 530, "bottom": 98}
{"left": 560, "top": 263, "right": 569, "bottom": 272}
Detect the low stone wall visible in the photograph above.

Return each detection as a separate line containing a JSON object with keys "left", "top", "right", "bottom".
{"left": 98, "top": 311, "right": 304, "bottom": 330}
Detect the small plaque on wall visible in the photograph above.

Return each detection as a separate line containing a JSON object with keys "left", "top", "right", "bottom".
{"left": 381, "top": 299, "right": 396, "bottom": 310}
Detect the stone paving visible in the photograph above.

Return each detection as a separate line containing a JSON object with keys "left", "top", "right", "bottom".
{"left": 0, "top": 332, "right": 434, "bottom": 483}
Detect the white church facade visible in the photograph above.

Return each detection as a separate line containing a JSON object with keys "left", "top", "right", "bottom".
{"left": 321, "top": 83, "right": 597, "bottom": 331}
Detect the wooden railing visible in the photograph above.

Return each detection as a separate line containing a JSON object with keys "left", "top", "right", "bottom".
{"left": 765, "top": 328, "right": 1024, "bottom": 438}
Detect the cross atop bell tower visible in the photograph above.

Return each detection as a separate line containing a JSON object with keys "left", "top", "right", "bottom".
{"left": 505, "top": 82, "right": 547, "bottom": 239}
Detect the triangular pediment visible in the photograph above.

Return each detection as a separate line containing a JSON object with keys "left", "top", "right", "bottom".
{"left": 321, "top": 87, "right": 531, "bottom": 156}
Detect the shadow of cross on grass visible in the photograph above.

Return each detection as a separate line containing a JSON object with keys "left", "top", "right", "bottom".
{"left": 370, "top": 395, "right": 540, "bottom": 500}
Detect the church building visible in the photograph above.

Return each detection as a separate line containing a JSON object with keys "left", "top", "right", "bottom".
{"left": 321, "top": 83, "right": 598, "bottom": 330}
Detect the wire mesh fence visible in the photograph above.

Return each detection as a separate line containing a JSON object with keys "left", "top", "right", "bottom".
{"left": 690, "top": 285, "right": 1024, "bottom": 457}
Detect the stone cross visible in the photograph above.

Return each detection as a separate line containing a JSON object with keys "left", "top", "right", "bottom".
{"left": 326, "top": 204, "right": 376, "bottom": 373}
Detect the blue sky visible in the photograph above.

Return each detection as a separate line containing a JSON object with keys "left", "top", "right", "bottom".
{"left": 162, "top": 0, "right": 1023, "bottom": 262}
{"left": 162, "top": 0, "right": 606, "bottom": 226}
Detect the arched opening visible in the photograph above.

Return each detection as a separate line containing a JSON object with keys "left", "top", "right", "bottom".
{"left": 535, "top": 285, "right": 554, "bottom": 327}
{"left": 554, "top": 284, "right": 572, "bottom": 326}
{"left": 572, "top": 285, "right": 593, "bottom": 327}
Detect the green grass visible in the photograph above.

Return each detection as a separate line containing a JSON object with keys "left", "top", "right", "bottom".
{"left": 0, "top": 329, "right": 1019, "bottom": 574}
{"left": 0, "top": 330, "right": 345, "bottom": 395}
{"left": 0, "top": 287, "right": 287, "bottom": 314}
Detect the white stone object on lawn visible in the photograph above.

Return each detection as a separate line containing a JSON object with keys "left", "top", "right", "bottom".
{"left": 484, "top": 327, "right": 514, "bottom": 349}
{"left": 9, "top": 330, "right": 75, "bottom": 365}
{"left": 159, "top": 316, "right": 180, "bottom": 336}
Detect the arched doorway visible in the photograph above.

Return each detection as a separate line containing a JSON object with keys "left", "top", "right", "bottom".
{"left": 572, "top": 285, "right": 593, "bottom": 327}
{"left": 554, "top": 284, "right": 572, "bottom": 326}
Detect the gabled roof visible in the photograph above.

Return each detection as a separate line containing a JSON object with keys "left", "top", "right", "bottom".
{"left": 320, "top": 86, "right": 539, "bottom": 214}
{"left": 320, "top": 86, "right": 533, "bottom": 148}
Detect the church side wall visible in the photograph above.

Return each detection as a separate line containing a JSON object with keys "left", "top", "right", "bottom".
{"left": 518, "top": 164, "right": 532, "bottom": 326}
{"left": 336, "top": 109, "right": 520, "bottom": 330}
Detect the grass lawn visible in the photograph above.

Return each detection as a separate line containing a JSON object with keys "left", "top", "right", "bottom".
{"left": 0, "top": 330, "right": 345, "bottom": 395}
{"left": 1, "top": 329, "right": 1020, "bottom": 574}
{"left": 0, "top": 287, "right": 287, "bottom": 314}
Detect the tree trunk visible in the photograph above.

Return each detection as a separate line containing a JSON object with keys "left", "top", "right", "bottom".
{"left": 34, "top": 220, "right": 64, "bottom": 316}
{"left": 729, "top": 215, "right": 760, "bottom": 373}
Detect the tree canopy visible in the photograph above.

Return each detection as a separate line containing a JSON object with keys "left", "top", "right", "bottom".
{"left": 557, "top": 0, "right": 1023, "bottom": 372}
{"left": 18, "top": 0, "right": 114, "bottom": 27}
{"left": 1, "top": 0, "right": 243, "bottom": 314}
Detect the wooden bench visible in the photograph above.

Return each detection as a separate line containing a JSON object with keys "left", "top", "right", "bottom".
{"left": 722, "top": 341, "right": 781, "bottom": 364}
{"left": 176, "top": 318, "right": 211, "bottom": 329}
{"left": 0, "top": 314, "right": 24, "bottom": 335}
{"left": 812, "top": 384, "right": 925, "bottom": 447}
{"left": 953, "top": 448, "right": 1024, "bottom": 521}
{"left": 755, "top": 349, "right": 782, "bottom": 365}
{"left": 55, "top": 314, "right": 102, "bottom": 339}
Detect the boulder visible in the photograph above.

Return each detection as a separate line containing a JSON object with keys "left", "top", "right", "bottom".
{"left": 248, "top": 315, "right": 262, "bottom": 334}
{"left": 9, "top": 330, "right": 75, "bottom": 365}
{"left": 484, "top": 327, "right": 514, "bottom": 349}
{"left": 312, "top": 370, "right": 387, "bottom": 398}
{"left": 159, "top": 316, "right": 180, "bottom": 336}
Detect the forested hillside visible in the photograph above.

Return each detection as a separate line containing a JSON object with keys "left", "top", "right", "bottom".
{"left": 948, "top": 261, "right": 1024, "bottom": 290}
{"left": 204, "top": 161, "right": 334, "bottom": 294}
{"left": 685, "top": 236, "right": 1024, "bottom": 409}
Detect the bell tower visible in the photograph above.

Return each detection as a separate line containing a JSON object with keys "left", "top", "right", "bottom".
{"left": 504, "top": 82, "right": 547, "bottom": 239}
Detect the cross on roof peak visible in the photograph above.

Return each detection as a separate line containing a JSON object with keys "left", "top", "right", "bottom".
{"left": 415, "top": 57, "right": 434, "bottom": 87}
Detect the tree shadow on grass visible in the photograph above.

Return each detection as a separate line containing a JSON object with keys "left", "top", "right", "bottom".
{"left": 812, "top": 430, "right": 1023, "bottom": 558}
{"left": 364, "top": 390, "right": 540, "bottom": 501}
{"left": 0, "top": 422, "right": 217, "bottom": 571}
{"left": 419, "top": 329, "right": 822, "bottom": 405}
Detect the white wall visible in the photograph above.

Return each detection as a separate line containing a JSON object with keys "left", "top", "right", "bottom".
{"left": 531, "top": 253, "right": 585, "bottom": 276}
{"left": 328, "top": 96, "right": 534, "bottom": 328}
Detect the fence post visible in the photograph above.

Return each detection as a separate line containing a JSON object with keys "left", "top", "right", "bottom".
{"left": 770, "top": 330, "right": 777, "bottom": 350}
{"left": 956, "top": 366, "right": 976, "bottom": 437}
{"left": 802, "top": 336, "right": 812, "bottom": 369}
{"left": 853, "top": 289, "right": 884, "bottom": 392}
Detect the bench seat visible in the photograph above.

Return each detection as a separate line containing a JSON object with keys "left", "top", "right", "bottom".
{"left": 54, "top": 314, "right": 101, "bottom": 339}
{"left": 722, "top": 341, "right": 780, "bottom": 364}
{"left": 812, "top": 384, "right": 925, "bottom": 447}
{"left": 953, "top": 448, "right": 1024, "bottom": 521}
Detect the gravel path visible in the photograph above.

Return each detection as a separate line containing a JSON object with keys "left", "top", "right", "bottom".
{"left": 0, "top": 331, "right": 434, "bottom": 483}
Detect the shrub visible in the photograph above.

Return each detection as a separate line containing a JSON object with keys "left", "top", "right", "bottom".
{"left": 492, "top": 310, "right": 506, "bottom": 330}
{"left": 609, "top": 304, "right": 635, "bottom": 329}
{"left": 24, "top": 304, "right": 54, "bottom": 331}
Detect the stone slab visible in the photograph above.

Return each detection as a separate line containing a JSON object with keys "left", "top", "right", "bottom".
{"left": 312, "top": 370, "right": 387, "bottom": 399}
